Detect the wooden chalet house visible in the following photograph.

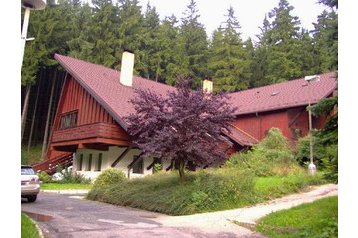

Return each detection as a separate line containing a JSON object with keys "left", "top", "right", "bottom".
{"left": 34, "top": 51, "right": 337, "bottom": 179}
{"left": 226, "top": 72, "right": 338, "bottom": 145}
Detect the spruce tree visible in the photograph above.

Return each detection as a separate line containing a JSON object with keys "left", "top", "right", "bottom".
{"left": 265, "top": 0, "right": 302, "bottom": 83}
{"left": 311, "top": 10, "right": 338, "bottom": 72}
{"left": 89, "top": 1, "right": 118, "bottom": 68}
{"left": 137, "top": 2, "right": 161, "bottom": 80}
{"left": 178, "top": 0, "right": 208, "bottom": 88}
{"left": 208, "top": 6, "right": 251, "bottom": 92}
{"left": 158, "top": 15, "right": 182, "bottom": 85}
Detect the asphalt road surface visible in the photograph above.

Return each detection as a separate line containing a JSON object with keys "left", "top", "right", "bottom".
{"left": 22, "top": 192, "right": 263, "bottom": 238}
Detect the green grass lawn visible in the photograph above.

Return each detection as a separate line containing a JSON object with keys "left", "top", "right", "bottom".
{"left": 87, "top": 168, "right": 324, "bottom": 216}
{"left": 41, "top": 183, "right": 92, "bottom": 190}
{"left": 255, "top": 196, "right": 338, "bottom": 238}
{"left": 254, "top": 172, "right": 324, "bottom": 201}
{"left": 21, "top": 213, "right": 40, "bottom": 238}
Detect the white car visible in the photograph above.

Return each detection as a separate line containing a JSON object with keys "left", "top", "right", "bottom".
{"left": 21, "top": 165, "right": 40, "bottom": 202}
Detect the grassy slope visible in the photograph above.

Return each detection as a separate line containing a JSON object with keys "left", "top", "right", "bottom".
{"left": 87, "top": 169, "right": 324, "bottom": 216}
{"left": 21, "top": 213, "right": 40, "bottom": 238}
{"left": 255, "top": 196, "right": 338, "bottom": 238}
{"left": 21, "top": 145, "right": 43, "bottom": 165}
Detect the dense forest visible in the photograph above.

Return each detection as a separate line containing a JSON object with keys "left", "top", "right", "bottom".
{"left": 21, "top": 0, "right": 337, "bottom": 159}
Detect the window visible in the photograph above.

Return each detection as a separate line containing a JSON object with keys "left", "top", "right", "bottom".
{"left": 59, "top": 111, "right": 78, "bottom": 129}
{"left": 87, "top": 154, "right": 92, "bottom": 171}
{"left": 96, "top": 153, "right": 102, "bottom": 171}
{"left": 132, "top": 156, "right": 143, "bottom": 174}
{"left": 77, "top": 154, "right": 83, "bottom": 171}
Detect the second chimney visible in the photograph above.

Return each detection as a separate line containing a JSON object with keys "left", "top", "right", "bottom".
{"left": 120, "top": 51, "right": 135, "bottom": 87}
{"left": 203, "top": 77, "right": 213, "bottom": 93}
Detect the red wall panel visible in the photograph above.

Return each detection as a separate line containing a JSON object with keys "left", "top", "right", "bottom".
{"left": 56, "top": 76, "right": 117, "bottom": 126}
{"left": 233, "top": 106, "right": 328, "bottom": 143}
{"left": 48, "top": 75, "right": 129, "bottom": 157}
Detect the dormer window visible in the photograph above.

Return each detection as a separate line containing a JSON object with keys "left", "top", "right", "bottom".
{"left": 59, "top": 111, "right": 78, "bottom": 129}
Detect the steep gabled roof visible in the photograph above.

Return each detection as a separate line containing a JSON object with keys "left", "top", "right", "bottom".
{"left": 228, "top": 72, "right": 338, "bottom": 116}
{"left": 55, "top": 54, "right": 175, "bottom": 130}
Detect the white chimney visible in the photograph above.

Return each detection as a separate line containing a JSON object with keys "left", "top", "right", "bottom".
{"left": 203, "top": 77, "right": 213, "bottom": 93}
{"left": 120, "top": 51, "right": 135, "bottom": 87}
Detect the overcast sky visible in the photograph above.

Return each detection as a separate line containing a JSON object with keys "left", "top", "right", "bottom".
{"left": 137, "top": 0, "right": 330, "bottom": 41}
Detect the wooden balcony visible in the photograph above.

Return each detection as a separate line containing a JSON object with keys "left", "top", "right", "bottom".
{"left": 50, "top": 123, "right": 130, "bottom": 151}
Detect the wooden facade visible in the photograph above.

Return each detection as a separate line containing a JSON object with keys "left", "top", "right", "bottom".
{"left": 47, "top": 75, "right": 130, "bottom": 159}
{"left": 231, "top": 106, "right": 327, "bottom": 143}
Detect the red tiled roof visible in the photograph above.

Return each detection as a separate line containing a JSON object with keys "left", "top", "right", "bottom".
{"left": 228, "top": 72, "right": 337, "bottom": 115}
{"left": 224, "top": 124, "right": 259, "bottom": 146}
{"left": 55, "top": 54, "right": 176, "bottom": 130}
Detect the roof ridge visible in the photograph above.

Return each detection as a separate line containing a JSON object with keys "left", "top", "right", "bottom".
{"left": 228, "top": 71, "right": 336, "bottom": 96}
{"left": 55, "top": 54, "right": 176, "bottom": 90}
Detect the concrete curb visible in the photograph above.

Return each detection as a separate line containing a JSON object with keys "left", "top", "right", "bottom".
{"left": 23, "top": 213, "right": 44, "bottom": 238}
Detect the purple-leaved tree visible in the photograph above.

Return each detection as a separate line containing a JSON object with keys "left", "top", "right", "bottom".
{"left": 125, "top": 77, "right": 237, "bottom": 179}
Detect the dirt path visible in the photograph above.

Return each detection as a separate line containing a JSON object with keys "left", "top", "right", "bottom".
{"left": 154, "top": 183, "right": 338, "bottom": 236}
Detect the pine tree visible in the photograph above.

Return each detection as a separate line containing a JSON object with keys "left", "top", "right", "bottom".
{"left": 89, "top": 1, "right": 119, "bottom": 68}
{"left": 158, "top": 15, "right": 182, "bottom": 85}
{"left": 311, "top": 10, "right": 338, "bottom": 72}
{"left": 250, "top": 15, "right": 271, "bottom": 87}
{"left": 178, "top": 0, "right": 208, "bottom": 88}
{"left": 265, "top": 0, "right": 302, "bottom": 83}
{"left": 137, "top": 2, "right": 161, "bottom": 79}
{"left": 117, "top": 0, "right": 144, "bottom": 73}
{"left": 208, "top": 6, "right": 251, "bottom": 92}
{"left": 67, "top": 2, "right": 94, "bottom": 60}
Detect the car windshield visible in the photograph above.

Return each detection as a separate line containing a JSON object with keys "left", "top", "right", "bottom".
{"left": 21, "top": 167, "right": 35, "bottom": 175}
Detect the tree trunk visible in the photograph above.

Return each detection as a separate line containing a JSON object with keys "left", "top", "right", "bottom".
{"left": 21, "top": 84, "right": 31, "bottom": 143}
{"left": 27, "top": 73, "right": 42, "bottom": 152}
{"left": 178, "top": 157, "right": 186, "bottom": 180}
{"left": 41, "top": 70, "right": 57, "bottom": 160}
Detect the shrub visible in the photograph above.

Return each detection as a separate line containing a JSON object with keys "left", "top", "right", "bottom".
{"left": 93, "top": 168, "right": 127, "bottom": 189}
{"left": 59, "top": 171, "right": 91, "bottom": 184}
{"left": 295, "top": 134, "right": 326, "bottom": 167}
{"left": 153, "top": 163, "right": 162, "bottom": 173}
{"left": 37, "top": 171, "right": 51, "bottom": 183}
{"left": 189, "top": 168, "right": 256, "bottom": 211}
{"left": 296, "top": 136, "right": 338, "bottom": 183}
{"left": 52, "top": 166, "right": 91, "bottom": 184}
{"left": 226, "top": 128, "right": 298, "bottom": 176}
{"left": 321, "top": 144, "right": 338, "bottom": 183}
{"left": 88, "top": 168, "right": 256, "bottom": 215}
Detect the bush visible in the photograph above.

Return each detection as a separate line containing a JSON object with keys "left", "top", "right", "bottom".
{"left": 93, "top": 168, "right": 127, "bottom": 189}
{"left": 296, "top": 136, "right": 338, "bottom": 183}
{"left": 88, "top": 168, "right": 256, "bottom": 215}
{"left": 321, "top": 144, "right": 338, "bottom": 183}
{"left": 226, "top": 128, "right": 299, "bottom": 176}
{"left": 189, "top": 168, "right": 256, "bottom": 211}
{"left": 37, "top": 171, "right": 51, "bottom": 183}
{"left": 295, "top": 134, "right": 326, "bottom": 167}
{"left": 59, "top": 171, "right": 91, "bottom": 184}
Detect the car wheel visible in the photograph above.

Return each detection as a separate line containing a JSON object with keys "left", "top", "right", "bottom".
{"left": 27, "top": 195, "right": 37, "bottom": 203}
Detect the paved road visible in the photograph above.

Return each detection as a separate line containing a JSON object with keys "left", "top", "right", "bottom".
{"left": 22, "top": 184, "right": 337, "bottom": 238}
{"left": 22, "top": 192, "right": 262, "bottom": 238}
